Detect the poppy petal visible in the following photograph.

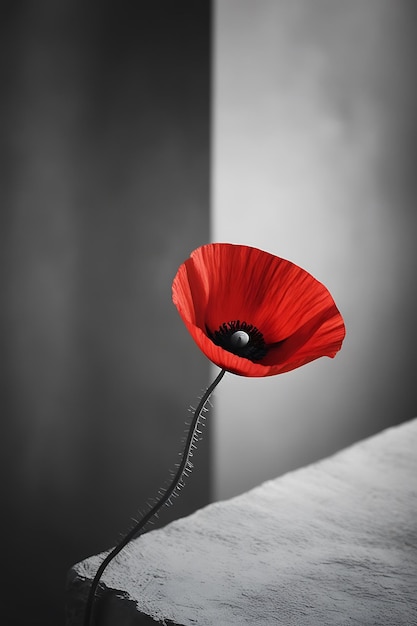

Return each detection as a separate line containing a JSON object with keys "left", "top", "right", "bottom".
{"left": 172, "top": 243, "right": 345, "bottom": 377}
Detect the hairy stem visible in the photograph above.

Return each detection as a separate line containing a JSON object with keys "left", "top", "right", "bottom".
{"left": 83, "top": 368, "right": 226, "bottom": 626}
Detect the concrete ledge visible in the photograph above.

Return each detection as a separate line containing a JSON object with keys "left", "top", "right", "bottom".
{"left": 67, "top": 418, "right": 417, "bottom": 625}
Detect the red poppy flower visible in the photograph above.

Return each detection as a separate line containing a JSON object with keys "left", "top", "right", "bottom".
{"left": 172, "top": 243, "right": 346, "bottom": 377}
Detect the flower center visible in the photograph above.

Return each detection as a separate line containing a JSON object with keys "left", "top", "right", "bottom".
{"left": 230, "top": 330, "right": 250, "bottom": 348}
{"left": 207, "top": 320, "right": 268, "bottom": 361}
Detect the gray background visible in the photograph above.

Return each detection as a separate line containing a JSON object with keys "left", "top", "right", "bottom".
{"left": 0, "top": 2, "right": 210, "bottom": 625}
{"left": 213, "top": 0, "right": 417, "bottom": 499}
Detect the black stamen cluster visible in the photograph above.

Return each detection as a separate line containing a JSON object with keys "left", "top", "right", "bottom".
{"left": 207, "top": 320, "right": 268, "bottom": 361}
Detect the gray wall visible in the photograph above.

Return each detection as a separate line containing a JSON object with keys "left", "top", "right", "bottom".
{"left": 213, "top": 0, "right": 417, "bottom": 499}
{"left": 0, "top": 2, "right": 210, "bottom": 625}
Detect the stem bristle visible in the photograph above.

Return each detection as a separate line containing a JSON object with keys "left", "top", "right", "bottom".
{"left": 82, "top": 368, "right": 226, "bottom": 626}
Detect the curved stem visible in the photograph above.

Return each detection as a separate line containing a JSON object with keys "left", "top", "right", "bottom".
{"left": 83, "top": 368, "right": 226, "bottom": 626}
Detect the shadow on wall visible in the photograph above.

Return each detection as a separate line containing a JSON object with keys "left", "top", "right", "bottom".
{"left": 0, "top": 2, "right": 210, "bottom": 625}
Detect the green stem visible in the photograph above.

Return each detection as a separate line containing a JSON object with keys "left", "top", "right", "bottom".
{"left": 83, "top": 368, "right": 226, "bottom": 626}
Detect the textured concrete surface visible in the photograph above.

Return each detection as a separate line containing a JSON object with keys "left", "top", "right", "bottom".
{"left": 68, "top": 418, "right": 417, "bottom": 625}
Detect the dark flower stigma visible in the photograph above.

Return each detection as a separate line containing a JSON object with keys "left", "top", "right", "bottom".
{"left": 208, "top": 320, "right": 268, "bottom": 362}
